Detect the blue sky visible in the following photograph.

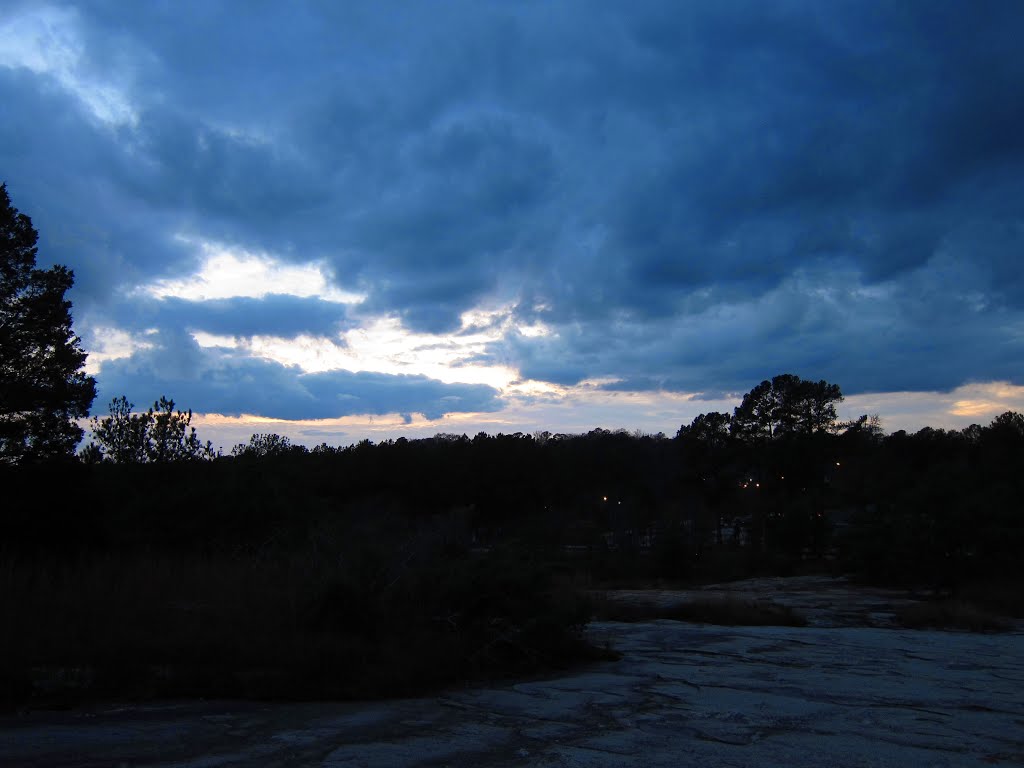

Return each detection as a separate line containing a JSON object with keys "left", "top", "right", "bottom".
{"left": 2, "top": 1, "right": 1022, "bottom": 449}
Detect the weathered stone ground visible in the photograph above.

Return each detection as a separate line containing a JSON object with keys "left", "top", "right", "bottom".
{"left": 3, "top": 576, "right": 1023, "bottom": 767}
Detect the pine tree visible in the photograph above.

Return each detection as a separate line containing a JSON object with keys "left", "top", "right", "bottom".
{"left": 0, "top": 184, "right": 96, "bottom": 463}
{"left": 87, "top": 396, "right": 217, "bottom": 463}
{"left": 731, "top": 374, "right": 843, "bottom": 442}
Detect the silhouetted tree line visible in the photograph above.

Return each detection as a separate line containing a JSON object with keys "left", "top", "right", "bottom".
{"left": 5, "top": 374, "right": 1021, "bottom": 592}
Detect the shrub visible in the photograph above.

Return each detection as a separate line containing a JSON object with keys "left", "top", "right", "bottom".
{"left": 956, "top": 581, "right": 1024, "bottom": 619}
{"left": 594, "top": 594, "right": 807, "bottom": 626}
{"left": 0, "top": 526, "right": 604, "bottom": 709}
{"left": 896, "top": 599, "right": 1011, "bottom": 632}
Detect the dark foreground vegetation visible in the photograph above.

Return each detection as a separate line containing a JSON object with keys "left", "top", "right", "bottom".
{"left": 1, "top": 487, "right": 603, "bottom": 710}
{"left": 895, "top": 599, "right": 1011, "bottom": 633}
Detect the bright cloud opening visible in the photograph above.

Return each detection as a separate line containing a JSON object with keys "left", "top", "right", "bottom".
{"left": 191, "top": 332, "right": 239, "bottom": 349}
{"left": 242, "top": 316, "right": 519, "bottom": 389}
{"left": 184, "top": 301, "right": 552, "bottom": 392}
{"left": 145, "top": 237, "right": 365, "bottom": 303}
{"left": 83, "top": 326, "right": 154, "bottom": 374}
{"left": 949, "top": 382, "right": 1024, "bottom": 419}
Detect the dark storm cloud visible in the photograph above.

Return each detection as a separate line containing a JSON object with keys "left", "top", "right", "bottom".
{"left": 352, "top": 112, "right": 559, "bottom": 332}
{"left": 0, "top": 67, "right": 193, "bottom": 304}
{"left": 111, "top": 295, "right": 352, "bottom": 340}
{"left": 496, "top": 258, "right": 1024, "bottom": 398}
{"left": 95, "top": 330, "right": 501, "bottom": 421}
{"left": 2, "top": 0, "right": 1022, "bottom": 408}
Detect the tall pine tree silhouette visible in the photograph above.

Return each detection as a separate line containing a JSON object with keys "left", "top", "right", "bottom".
{"left": 0, "top": 184, "right": 96, "bottom": 463}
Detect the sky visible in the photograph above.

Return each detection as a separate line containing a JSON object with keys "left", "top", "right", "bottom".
{"left": 1, "top": 1, "right": 1022, "bottom": 451}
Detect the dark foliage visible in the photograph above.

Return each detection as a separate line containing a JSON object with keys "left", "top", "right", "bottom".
{"left": 731, "top": 374, "right": 843, "bottom": 442}
{"left": 85, "top": 396, "right": 217, "bottom": 463}
{"left": 594, "top": 595, "right": 808, "bottom": 627}
{"left": 0, "top": 511, "right": 599, "bottom": 709}
{"left": 895, "top": 600, "right": 1011, "bottom": 633}
{"left": 231, "top": 432, "right": 307, "bottom": 459}
{"left": 0, "top": 184, "right": 96, "bottom": 463}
